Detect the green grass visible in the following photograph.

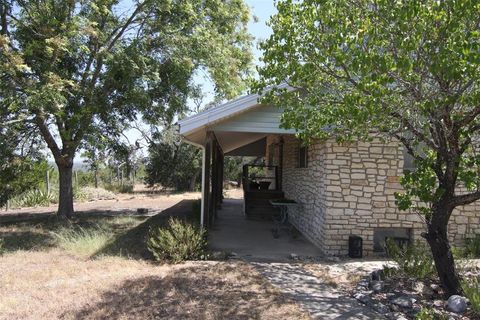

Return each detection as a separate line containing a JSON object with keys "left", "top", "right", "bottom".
{"left": 0, "top": 199, "right": 197, "bottom": 260}
{"left": 462, "top": 277, "right": 480, "bottom": 315}
{"left": 51, "top": 225, "right": 113, "bottom": 258}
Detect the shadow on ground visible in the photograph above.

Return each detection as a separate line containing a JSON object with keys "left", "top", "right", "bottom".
{"left": 96, "top": 199, "right": 197, "bottom": 259}
{"left": 65, "top": 263, "right": 305, "bottom": 320}
{"left": 0, "top": 200, "right": 196, "bottom": 258}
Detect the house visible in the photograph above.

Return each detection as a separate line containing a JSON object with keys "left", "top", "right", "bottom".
{"left": 178, "top": 87, "right": 480, "bottom": 257}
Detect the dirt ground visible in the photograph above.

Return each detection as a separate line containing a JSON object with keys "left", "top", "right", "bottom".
{"left": 0, "top": 250, "right": 308, "bottom": 320}
{"left": 1, "top": 188, "right": 202, "bottom": 219}
{"left": 0, "top": 187, "right": 310, "bottom": 319}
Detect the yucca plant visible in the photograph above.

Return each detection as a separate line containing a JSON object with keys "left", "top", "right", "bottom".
{"left": 465, "top": 234, "right": 480, "bottom": 258}
{"left": 11, "top": 189, "right": 56, "bottom": 208}
{"left": 147, "top": 218, "right": 207, "bottom": 263}
{"left": 463, "top": 277, "right": 480, "bottom": 315}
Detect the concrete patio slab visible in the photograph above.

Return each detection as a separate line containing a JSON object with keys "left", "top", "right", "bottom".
{"left": 208, "top": 198, "right": 322, "bottom": 262}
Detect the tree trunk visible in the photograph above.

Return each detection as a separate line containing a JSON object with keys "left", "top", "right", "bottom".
{"left": 189, "top": 171, "right": 199, "bottom": 192}
{"left": 425, "top": 208, "right": 463, "bottom": 297}
{"left": 57, "top": 163, "right": 75, "bottom": 218}
{"left": 94, "top": 167, "right": 98, "bottom": 189}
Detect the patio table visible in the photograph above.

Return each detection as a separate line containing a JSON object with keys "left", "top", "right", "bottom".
{"left": 269, "top": 200, "right": 299, "bottom": 238}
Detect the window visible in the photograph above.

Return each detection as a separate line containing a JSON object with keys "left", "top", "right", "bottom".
{"left": 373, "top": 228, "right": 412, "bottom": 252}
{"left": 298, "top": 146, "right": 308, "bottom": 168}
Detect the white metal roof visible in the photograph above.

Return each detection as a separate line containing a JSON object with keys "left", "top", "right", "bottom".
{"left": 178, "top": 83, "right": 292, "bottom": 137}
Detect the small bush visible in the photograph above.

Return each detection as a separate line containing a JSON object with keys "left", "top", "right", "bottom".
{"left": 465, "top": 234, "right": 480, "bottom": 258}
{"left": 0, "top": 238, "right": 4, "bottom": 255}
{"left": 11, "top": 189, "right": 56, "bottom": 208}
{"left": 462, "top": 277, "right": 480, "bottom": 315}
{"left": 103, "top": 183, "right": 134, "bottom": 194}
{"left": 415, "top": 307, "right": 448, "bottom": 320}
{"left": 385, "top": 238, "right": 436, "bottom": 279}
{"left": 147, "top": 218, "right": 207, "bottom": 263}
{"left": 51, "top": 225, "right": 112, "bottom": 257}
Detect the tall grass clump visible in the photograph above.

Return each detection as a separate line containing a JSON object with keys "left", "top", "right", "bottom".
{"left": 465, "top": 234, "right": 480, "bottom": 258}
{"left": 462, "top": 277, "right": 480, "bottom": 315}
{"left": 385, "top": 238, "right": 436, "bottom": 279}
{"left": 147, "top": 217, "right": 207, "bottom": 263}
{"left": 51, "top": 225, "right": 112, "bottom": 257}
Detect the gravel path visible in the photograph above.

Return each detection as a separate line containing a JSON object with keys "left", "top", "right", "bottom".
{"left": 252, "top": 262, "right": 385, "bottom": 320}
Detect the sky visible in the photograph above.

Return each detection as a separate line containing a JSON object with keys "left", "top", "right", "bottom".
{"left": 73, "top": 0, "right": 278, "bottom": 166}
{"left": 184, "top": 0, "right": 277, "bottom": 116}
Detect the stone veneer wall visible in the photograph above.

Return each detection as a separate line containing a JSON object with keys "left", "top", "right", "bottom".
{"left": 266, "top": 135, "right": 480, "bottom": 256}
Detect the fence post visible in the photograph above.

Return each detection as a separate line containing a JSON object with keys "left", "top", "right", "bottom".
{"left": 46, "top": 170, "right": 50, "bottom": 194}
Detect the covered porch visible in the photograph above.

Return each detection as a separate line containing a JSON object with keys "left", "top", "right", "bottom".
{"left": 208, "top": 197, "right": 322, "bottom": 261}
{"left": 178, "top": 88, "right": 297, "bottom": 228}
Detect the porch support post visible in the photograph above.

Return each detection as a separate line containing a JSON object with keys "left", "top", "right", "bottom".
{"left": 203, "top": 132, "right": 212, "bottom": 227}
{"left": 200, "top": 147, "right": 206, "bottom": 227}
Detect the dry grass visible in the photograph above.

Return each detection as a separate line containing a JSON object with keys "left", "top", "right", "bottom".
{"left": 0, "top": 196, "right": 309, "bottom": 319}
{"left": 0, "top": 250, "right": 309, "bottom": 320}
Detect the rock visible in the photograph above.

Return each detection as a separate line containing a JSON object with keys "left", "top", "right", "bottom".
{"left": 357, "top": 279, "right": 370, "bottom": 289}
{"left": 447, "top": 295, "right": 468, "bottom": 314}
{"left": 372, "top": 302, "right": 390, "bottom": 315}
{"left": 371, "top": 280, "right": 384, "bottom": 293}
{"left": 370, "top": 269, "right": 383, "bottom": 281}
{"left": 289, "top": 253, "right": 299, "bottom": 260}
{"left": 433, "top": 300, "right": 444, "bottom": 308}
{"left": 391, "top": 296, "right": 413, "bottom": 309}
{"left": 414, "top": 282, "right": 434, "bottom": 296}
{"left": 430, "top": 283, "right": 441, "bottom": 292}
{"left": 354, "top": 292, "right": 372, "bottom": 305}
{"left": 387, "top": 313, "right": 408, "bottom": 320}
{"left": 326, "top": 256, "right": 341, "bottom": 262}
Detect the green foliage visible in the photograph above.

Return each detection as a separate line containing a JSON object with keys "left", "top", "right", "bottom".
{"left": 1, "top": 0, "right": 253, "bottom": 217}
{"left": 147, "top": 218, "right": 207, "bottom": 263}
{"left": 145, "top": 128, "right": 201, "bottom": 191}
{"left": 415, "top": 307, "right": 448, "bottom": 320}
{"left": 51, "top": 225, "right": 113, "bottom": 258}
{"left": 385, "top": 239, "right": 436, "bottom": 280}
{"left": 10, "top": 189, "right": 56, "bottom": 208}
{"left": 465, "top": 234, "right": 480, "bottom": 258}
{"left": 0, "top": 159, "right": 50, "bottom": 207}
{"left": 0, "top": 238, "right": 4, "bottom": 256}
{"left": 256, "top": 0, "right": 480, "bottom": 295}
{"left": 462, "top": 277, "right": 480, "bottom": 315}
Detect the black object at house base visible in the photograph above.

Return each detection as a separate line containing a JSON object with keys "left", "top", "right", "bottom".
{"left": 349, "top": 235, "right": 363, "bottom": 258}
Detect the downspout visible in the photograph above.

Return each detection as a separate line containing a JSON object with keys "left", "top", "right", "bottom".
{"left": 182, "top": 139, "right": 206, "bottom": 227}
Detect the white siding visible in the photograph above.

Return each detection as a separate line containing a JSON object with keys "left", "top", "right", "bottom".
{"left": 210, "top": 105, "right": 296, "bottom": 134}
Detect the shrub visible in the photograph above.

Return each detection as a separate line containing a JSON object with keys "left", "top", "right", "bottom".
{"left": 0, "top": 238, "right": 4, "bottom": 255}
{"left": 462, "top": 277, "right": 480, "bottom": 315}
{"left": 385, "top": 238, "right": 436, "bottom": 279}
{"left": 51, "top": 225, "right": 112, "bottom": 257}
{"left": 147, "top": 218, "right": 207, "bottom": 263}
{"left": 103, "top": 183, "right": 134, "bottom": 194}
{"left": 415, "top": 307, "right": 448, "bottom": 320}
{"left": 465, "top": 234, "right": 480, "bottom": 258}
{"left": 10, "top": 189, "right": 56, "bottom": 208}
